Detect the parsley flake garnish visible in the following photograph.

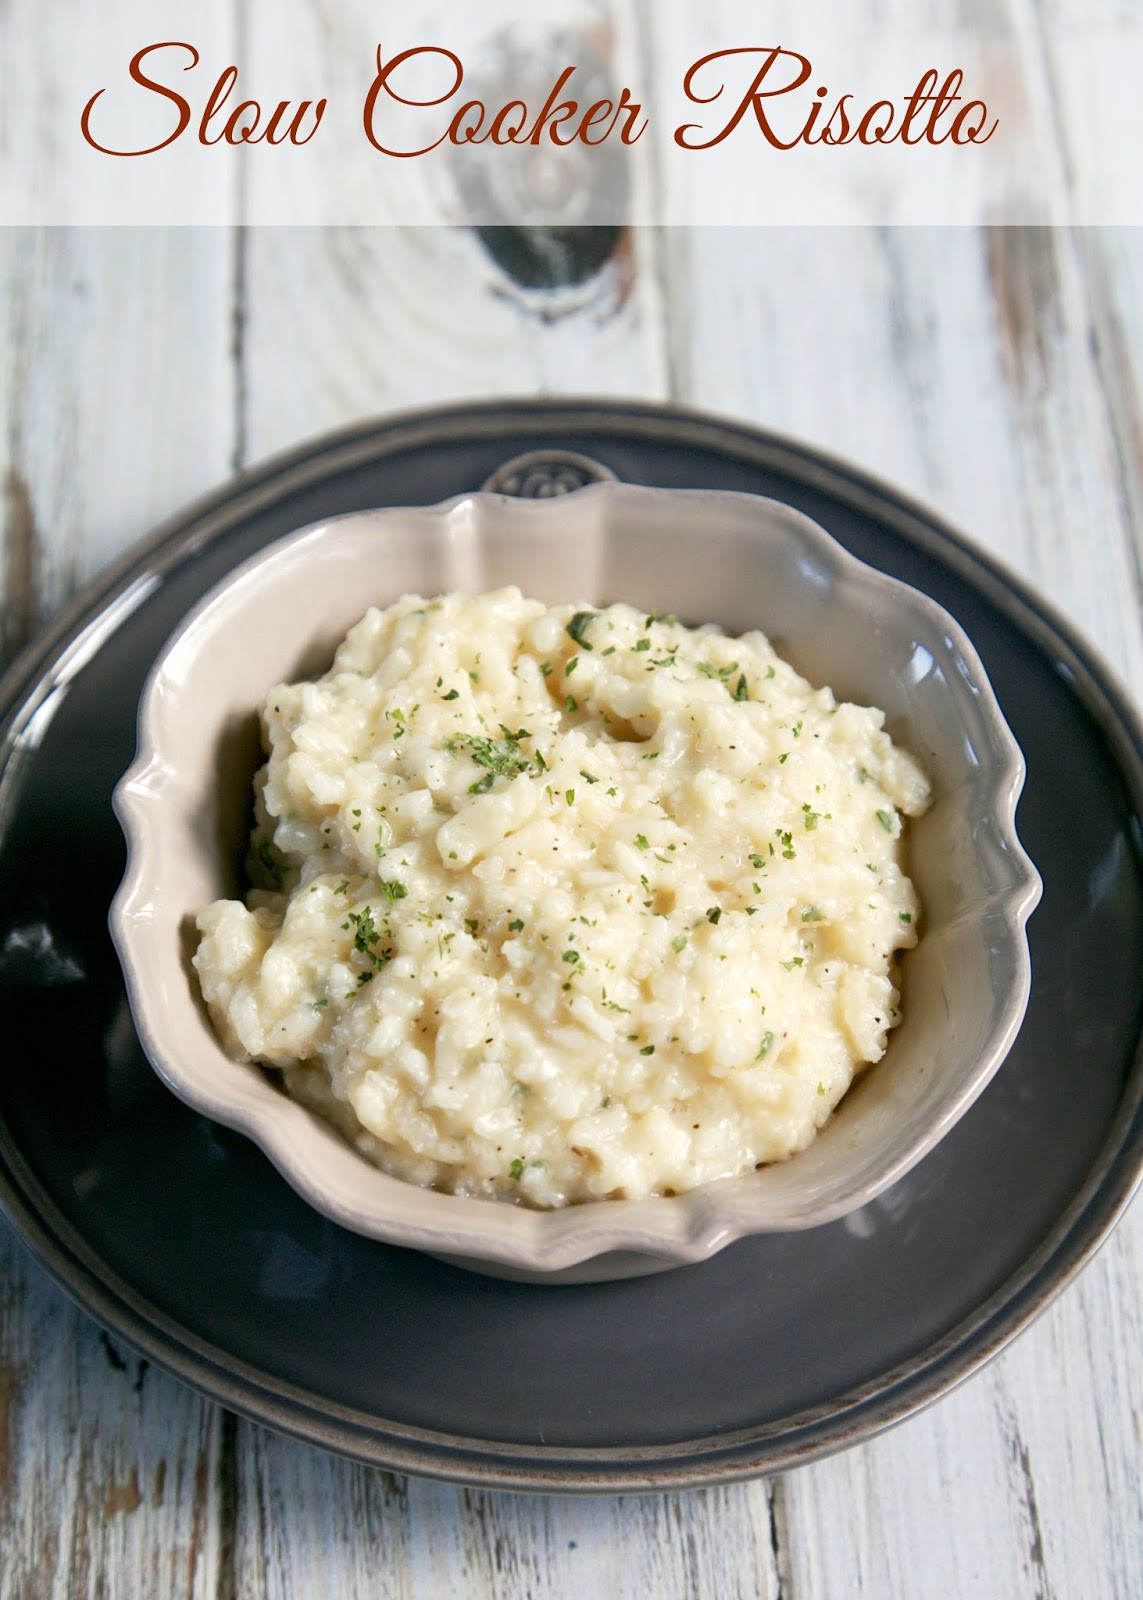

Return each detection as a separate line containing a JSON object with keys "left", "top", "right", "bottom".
{"left": 877, "top": 809, "right": 896, "bottom": 833}
{"left": 706, "top": 906, "right": 722, "bottom": 925}
{"left": 566, "top": 612, "right": 597, "bottom": 650}
{"left": 634, "top": 834, "right": 650, "bottom": 850}
{"left": 698, "top": 660, "right": 738, "bottom": 682}
{"left": 443, "top": 728, "right": 538, "bottom": 794}
{"left": 347, "top": 906, "right": 393, "bottom": 971}
{"left": 257, "top": 836, "right": 285, "bottom": 885}
{"left": 756, "top": 1031, "right": 775, "bottom": 1059}
{"left": 672, "top": 935, "right": 688, "bottom": 953}
{"left": 509, "top": 1158, "right": 525, "bottom": 1181}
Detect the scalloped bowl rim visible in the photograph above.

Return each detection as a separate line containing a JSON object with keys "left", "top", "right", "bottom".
{"left": 110, "top": 485, "right": 1042, "bottom": 1276}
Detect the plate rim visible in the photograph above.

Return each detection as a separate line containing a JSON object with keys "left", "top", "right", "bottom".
{"left": 1, "top": 396, "right": 1142, "bottom": 1491}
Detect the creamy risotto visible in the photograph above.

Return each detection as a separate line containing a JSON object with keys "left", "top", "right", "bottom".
{"left": 194, "top": 589, "right": 930, "bottom": 1206}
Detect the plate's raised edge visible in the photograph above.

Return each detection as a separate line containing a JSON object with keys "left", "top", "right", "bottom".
{"left": 1, "top": 1049, "right": 1142, "bottom": 1494}
{"left": 1, "top": 397, "right": 1142, "bottom": 1490}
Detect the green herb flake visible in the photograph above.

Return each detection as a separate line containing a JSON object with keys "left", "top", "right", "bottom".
{"left": 509, "top": 1158, "right": 525, "bottom": 1181}
{"left": 706, "top": 906, "right": 722, "bottom": 925}
{"left": 801, "top": 906, "right": 822, "bottom": 922}
{"left": 443, "top": 728, "right": 539, "bottom": 793}
{"left": 899, "top": 912, "right": 913, "bottom": 924}
{"left": 562, "top": 949, "right": 581, "bottom": 965}
{"left": 565, "top": 789, "right": 575, "bottom": 806}
{"left": 733, "top": 675, "right": 749, "bottom": 702}
{"left": 600, "top": 1096, "right": 612, "bottom": 1109}
{"left": 750, "top": 854, "right": 766, "bottom": 870}
{"left": 781, "top": 957, "right": 804, "bottom": 971}
{"left": 580, "top": 771, "right": 599, "bottom": 785}
{"left": 566, "top": 657, "right": 579, "bottom": 676}
{"left": 640, "top": 1044, "right": 655, "bottom": 1056}
{"left": 671, "top": 935, "right": 688, "bottom": 953}
{"left": 441, "top": 688, "right": 460, "bottom": 701}
{"left": 566, "top": 695, "right": 578, "bottom": 713}
{"left": 766, "top": 664, "right": 776, "bottom": 680}
{"left": 381, "top": 880, "right": 407, "bottom": 904}
{"left": 347, "top": 906, "right": 393, "bottom": 971}
{"left": 877, "top": 809, "right": 896, "bottom": 833}
{"left": 634, "top": 833, "right": 650, "bottom": 851}
{"left": 756, "top": 1030, "right": 775, "bottom": 1059}
{"left": 257, "top": 836, "right": 285, "bottom": 885}
{"left": 566, "top": 611, "right": 597, "bottom": 650}
{"left": 698, "top": 660, "right": 738, "bottom": 683}
{"left": 508, "top": 918, "right": 525, "bottom": 933}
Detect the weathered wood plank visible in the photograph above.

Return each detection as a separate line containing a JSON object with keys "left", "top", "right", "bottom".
{"left": 0, "top": 1229, "right": 228, "bottom": 1600}
{"left": 236, "top": 223, "right": 668, "bottom": 471}
{"left": 0, "top": 228, "right": 238, "bottom": 663}
{"left": 228, "top": 1422, "right": 782, "bottom": 1600}
{"left": 237, "top": 0, "right": 667, "bottom": 467}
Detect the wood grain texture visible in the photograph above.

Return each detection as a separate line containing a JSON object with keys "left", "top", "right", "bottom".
{"left": 237, "top": 0, "right": 667, "bottom": 468}
{"left": 0, "top": 1231, "right": 227, "bottom": 1600}
{"left": 0, "top": 229, "right": 237, "bottom": 665}
{"left": 228, "top": 1427, "right": 782, "bottom": 1600}
{"left": 237, "top": 223, "right": 668, "bottom": 471}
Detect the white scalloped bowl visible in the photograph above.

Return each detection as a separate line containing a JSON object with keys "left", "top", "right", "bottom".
{"left": 111, "top": 486, "right": 1041, "bottom": 1281}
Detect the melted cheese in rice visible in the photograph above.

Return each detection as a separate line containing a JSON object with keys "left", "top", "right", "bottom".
{"left": 193, "top": 589, "right": 930, "bottom": 1206}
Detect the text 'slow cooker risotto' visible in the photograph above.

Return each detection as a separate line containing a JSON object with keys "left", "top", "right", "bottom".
{"left": 194, "top": 590, "right": 930, "bottom": 1207}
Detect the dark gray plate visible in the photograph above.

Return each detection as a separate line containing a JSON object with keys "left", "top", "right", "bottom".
{"left": 1, "top": 401, "right": 1141, "bottom": 1491}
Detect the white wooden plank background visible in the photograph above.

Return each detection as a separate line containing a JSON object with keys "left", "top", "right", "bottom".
{"left": 2, "top": 3, "right": 1142, "bottom": 1597}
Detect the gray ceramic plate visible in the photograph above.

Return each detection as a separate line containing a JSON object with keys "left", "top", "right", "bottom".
{"left": 0, "top": 400, "right": 1140, "bottom": 1490}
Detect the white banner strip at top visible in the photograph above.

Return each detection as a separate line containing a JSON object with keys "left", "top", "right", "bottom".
{"left": 0, "top": 0, "right": 1138, "bottom": 226}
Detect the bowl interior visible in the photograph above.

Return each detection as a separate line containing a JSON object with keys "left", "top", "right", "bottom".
{"left": 114, "top": 486, "right": 1037, "bottom": 1268}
